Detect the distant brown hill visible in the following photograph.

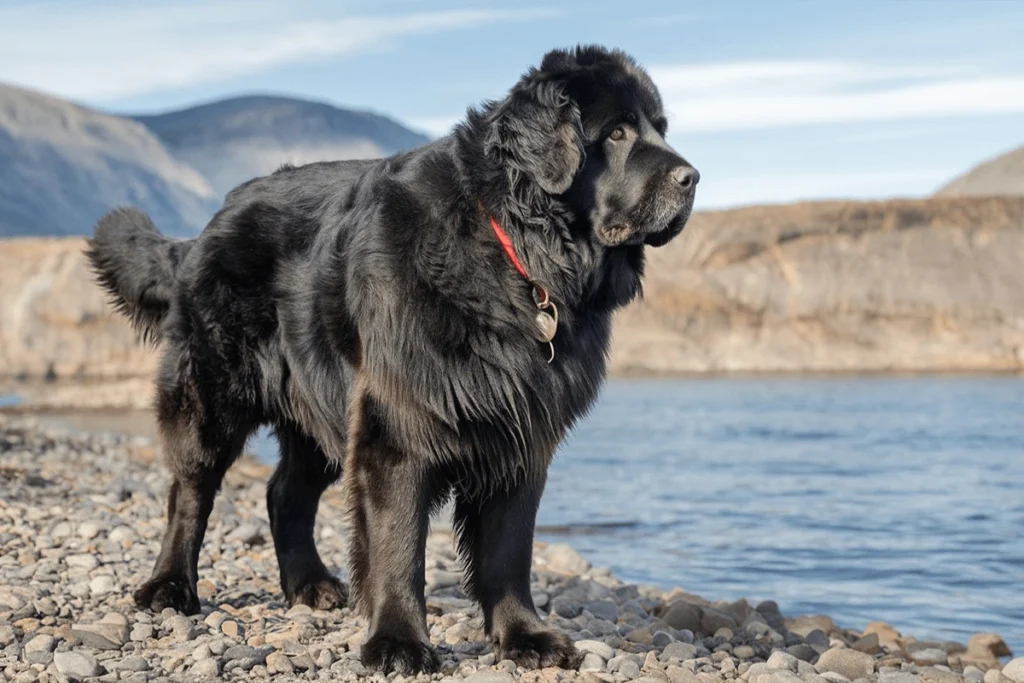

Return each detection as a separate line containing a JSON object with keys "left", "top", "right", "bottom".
{"left": 612, "top": 195, "right": 1024, "bottom": 373}
{"left": 936, "top": 145, "right": 1024, "bottom": 198}
{"left": 2, "top": 196, "right": 1023, "bottom": 393}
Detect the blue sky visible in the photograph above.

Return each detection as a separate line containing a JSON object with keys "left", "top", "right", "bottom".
{"left": 2, "top": 0, "right": 1023, "bottom": 208}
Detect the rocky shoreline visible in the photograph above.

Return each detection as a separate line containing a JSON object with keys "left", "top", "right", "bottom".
{"left": 1, "top": 417, "right": 1020, "bottom": 683}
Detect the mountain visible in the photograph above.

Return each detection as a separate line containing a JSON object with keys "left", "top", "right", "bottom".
{"left": 936, "top": 144, "right": 1024, "bottom": 198}
{"left": 0, "top": 83, "right": 217, "bottom": 237}
{"left": 131, "top": 95, "right": 431, "bottom": 197}
{"left": 0, "top": 86, "right": 433, "bottom": 238}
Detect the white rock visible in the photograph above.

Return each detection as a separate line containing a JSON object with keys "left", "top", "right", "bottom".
{"left": 65, "top": 554, "right": 99, "bottom": 570}
{"left": 88, "top": 574, "right": 116, "bottom": 596}
{"left": 542, "top": 544, "right": 592, "bottom": 574}
{"left": 190, "top": 658, "right": 220, "bottom": 678}
{"left": 54, "top": 651, "right": 102, "bottom": 678}
{"left": 768, "top": 651, "right": 800, "bottom": 672}
{"left": 576, "top": 639, "right": 615, "bottom": 661}
{"left": 77, "top": 521, "right": 102, "bottom": 539}
{"left": 1003, "top": 658, "right": 1024, "bottom": 683}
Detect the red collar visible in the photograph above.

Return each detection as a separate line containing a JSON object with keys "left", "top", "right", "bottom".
{"left": 489, "top": 216, "right": 530, "bottom": 281}
{"left": 488, "top": 215, "right": 559, "bottom": 363}
{"left": 488, "top": 215, "right": 553, "bottom": 306}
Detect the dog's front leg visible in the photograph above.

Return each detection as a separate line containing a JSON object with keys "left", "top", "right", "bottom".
{"left": 454, "top": 472, "right": 584, "bottom": 670}
{"left": 345, "top": 390, "right": 440, "bottom": 675}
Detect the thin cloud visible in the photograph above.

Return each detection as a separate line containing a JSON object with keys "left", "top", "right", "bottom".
{"left": 650, "top": 60, "right": 1024, "bottom": 133}
{"left": 629, "top": 13, "right": 696, "bottom": 27}
{"left": 0, "top": 1, "right": 556, "bottom": 101}
{"left": 409, "top": 59, "right": 1023, "bottom": 139}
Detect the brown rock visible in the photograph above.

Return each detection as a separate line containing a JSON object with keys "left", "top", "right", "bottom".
{"left": 13, "top": 618, "right": 41, "bottom": 633}
{"left": 628, "top": 629, "right": 654, "bottom": 645}
{"left": 816, "top": 648, "right": 876, "bottom": 680}
{"left": 220, "top": 620, "right": 242, "bottom": 640}
{"left": 967, "top": 634, "right": 1012, "bottom": 661}
{"left": 700, "top": 609, "right": 737, "bottom": 636}
{"left": 863, "top": 621, "right": 902, "bottom": 648}
{"left": 663, "top": 601, "right": 703, "bottom": 633}
{"left": 789, "top": 615, "right": 836, "bottom": 637}
{"left": 667, "top": 666, "right": 700, "bottom": 683}
{"left": 852, "top": 634, "right": 882, "bottom": 655}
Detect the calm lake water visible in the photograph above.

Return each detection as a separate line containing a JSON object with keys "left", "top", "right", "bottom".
{"left": 8, "top": 376, "right": 1024, "bottom": 651}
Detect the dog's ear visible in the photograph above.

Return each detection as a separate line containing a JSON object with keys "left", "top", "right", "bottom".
{"left": 485, "top": 80, "right": 584, "bottom": 195}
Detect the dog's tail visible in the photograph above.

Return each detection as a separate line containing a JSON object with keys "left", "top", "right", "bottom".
{"left": 85, "top": 207, "right": 193, "bottom": 344}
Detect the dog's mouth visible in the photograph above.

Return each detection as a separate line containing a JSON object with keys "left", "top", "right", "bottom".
{"left": 643, "top": 210, "right": 691, "bottom": 247}
{"left": 594, "top": 179, "right": 697, "bottom": 248}
{"left": 600, "top": 206, "right": 693, "bottom": 248}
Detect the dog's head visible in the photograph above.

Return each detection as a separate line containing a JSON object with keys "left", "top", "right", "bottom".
{"left": 484, "top": 45, "right": 698, "bottom": 248}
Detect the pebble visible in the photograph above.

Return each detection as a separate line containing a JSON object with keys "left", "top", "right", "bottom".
{"left": 1004, "top": 659, "right": 1024, "bottom": 683}
{"left": 585, "top": 599, "right": 619, "bottom": 623}
{"left": 54, "top": 651, "right": 102, "bottom": 679}
{"left": 88, "top": 574, "right": 117, "bottom": 596}
{"left": 985, "top": 671, "right": 1013, "bottom": 683}
{"left": 816, "top": 648, "right": 876, "bottom": 680}
{"left": 768, "top": 651, "right": 801, "bottom": 672}
{"left": 734, "top": 645, "right": 756, "bottom": 659}
{"left": 111, "top": 656, "right": 151, "bottom": 672}
{"left": 664, "top": 601, "right": 703, "bottom": 633}
{"left": 190, "top": 658, "right": 221, "bottom": 678}
{"left": 576, "top": 640, "right": 615, "bottom": 661}
{"left": 65, "top": 554, "right": 99, "bottom": 570}
{"left": 71, "top": 621, "right": 127, "bottom": 649}
{"left": 77, "top": 521, "right": 102, "bottom": 539}
{"left": 221, "top": 619, "right": 242, "bottom": 639}
{"left": 540, "top": 544, "right": 592, "bottom": 574}
{"left": 266, "top": 651, "right": 294, "bottom": 674}
{"left": 0, "top": 417, "right": 1011, "bottom": 683}
{"left": 662, "top": 642, "right": 698, "bottom": 661}
{"left": 22, "top": 634, "right": 56, "bottom": 664}
{"left": 129, "top": 624, "right": 153, "bottom": 642}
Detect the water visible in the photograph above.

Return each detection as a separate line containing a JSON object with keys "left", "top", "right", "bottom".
{"left": 240, "top": 376, "right": 1023, "bottom": 650}
{"left": 7, "top": 375, "right": 1023, "bottom": 650}
{"left": 534, "top": 376, "right": 1024, "bottom": 652}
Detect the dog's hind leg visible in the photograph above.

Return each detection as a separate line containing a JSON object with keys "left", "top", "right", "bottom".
{"left": 266, "top": 424, "right": 347, "bottom": 609}
{"left": 133, "top": 373, "right": 254, "bottom": 615}
{"left": 453, "top": 473, "right": 584, "bottom": 670}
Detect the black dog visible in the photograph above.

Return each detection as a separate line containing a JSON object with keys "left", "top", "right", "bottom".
{"left": 86, "top": 45, "right": 697, "bottom": 673}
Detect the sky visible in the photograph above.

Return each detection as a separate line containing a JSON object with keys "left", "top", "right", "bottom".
{"left": 1, "top": 0, "right": 1023, "bottom": 209}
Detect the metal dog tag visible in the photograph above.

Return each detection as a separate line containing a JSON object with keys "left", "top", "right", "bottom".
{"left": 534, "top": 309, "right": 557, "bottom": 343}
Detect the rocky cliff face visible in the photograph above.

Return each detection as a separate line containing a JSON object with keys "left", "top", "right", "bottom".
{"left": 1, "top": 196, "right": 1022, "bottom": 382}
{"left": 0, "top": 238, "right": 158, "bottom": 379}
{"left": 611, "top": 196, "right": 1024, "bottom": 373}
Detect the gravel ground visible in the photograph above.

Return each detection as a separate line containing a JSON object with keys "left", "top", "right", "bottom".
{"left": 1, "top": 416, "right": 1020, "bottom": 683}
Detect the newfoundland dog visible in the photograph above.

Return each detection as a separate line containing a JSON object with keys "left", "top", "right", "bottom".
{"left": 87, "top": 44, "right": 698, "bottom": 673}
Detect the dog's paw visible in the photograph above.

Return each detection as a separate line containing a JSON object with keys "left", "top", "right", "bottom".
{"left": 287, "top": 574, "right": 348, "bottom": 610}
{"left": 133, "top": 576, "right": 201, "bottom": 615}
{"left": 496, "top": 625, "right": 584, "bottom": 670}
{"left": 361, "top": 631, "right": 441, "bottom": 675}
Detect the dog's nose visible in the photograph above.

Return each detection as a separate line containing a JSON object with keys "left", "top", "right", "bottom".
{"left": 671, "top": 166, "right": 699, "bottom": 191}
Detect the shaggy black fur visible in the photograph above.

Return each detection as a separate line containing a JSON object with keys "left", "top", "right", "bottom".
{"left": 86, "top": 45, "right": 698, "bottom": 674}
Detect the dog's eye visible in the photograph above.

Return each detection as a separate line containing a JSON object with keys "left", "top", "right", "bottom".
{"left": 609, "top": 126, "right": 627, "bottom": 141}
